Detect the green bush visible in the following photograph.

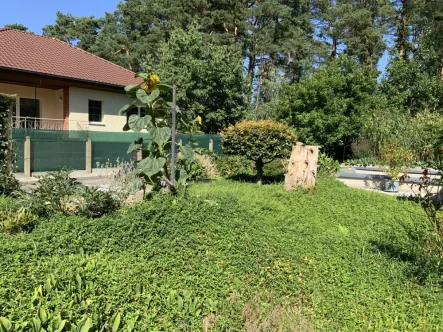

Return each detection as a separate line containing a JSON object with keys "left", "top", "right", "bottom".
{"left": 22, "top": 169, "right": 82, "bottom": 216}
{"left": 317, "top": 153, "right": 340, "bottom": 177}
{"left": 361, "top": 109, "right": 443, "bottom": 162}
{"left": 222, "top": 120, "right": 296, "bottom": 183}
{"left": 77, "top": 186, "right": 122, "bottom": 219}
{"left": 0, "top": 94, "right": 19, "bottom": 196}
{"left": 0, "top": 210, "right": 36, "bottom": 234}
{"left": 215, "top": 155, "right": 254, "bottom": 177}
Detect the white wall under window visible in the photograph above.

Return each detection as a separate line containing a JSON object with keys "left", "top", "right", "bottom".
{"left": 69, "top": 87, "right": 129, "bottom": 132}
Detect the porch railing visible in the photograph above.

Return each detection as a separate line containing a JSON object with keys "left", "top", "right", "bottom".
{"left": 12, "top": 117, "right": 89, "bottom": 131}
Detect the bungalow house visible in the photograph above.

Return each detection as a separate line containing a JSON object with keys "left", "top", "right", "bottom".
{"left": 0, "top": 27, "right": 142, "bottom": 132}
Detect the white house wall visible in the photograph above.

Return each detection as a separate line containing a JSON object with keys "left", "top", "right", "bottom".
{"left": 69, "top": 87, "right": 127, "bottom": 132}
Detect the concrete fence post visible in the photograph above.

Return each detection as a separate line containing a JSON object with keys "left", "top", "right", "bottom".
{"left": 209, "top": 138, "right": 214, "bottom": 152}
{"left": 86, "top": 137, "right": 92, "bottom": 174}
{"left": 24, "top": 136, "right": 31, "bottom": 178}
{"left": 178, "top": 139, "right": 183, "bottom": 146}
{"left": 137, "top": 149, "right": 142, "bottom": 162}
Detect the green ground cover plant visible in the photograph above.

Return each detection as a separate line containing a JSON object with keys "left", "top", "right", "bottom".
{"left": 1, "top": 178, "right": 442, "bottom": 330}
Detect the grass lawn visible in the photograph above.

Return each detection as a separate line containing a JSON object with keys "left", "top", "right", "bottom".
{"left": 1, "top": 178, "right": 442, "bottom": 330}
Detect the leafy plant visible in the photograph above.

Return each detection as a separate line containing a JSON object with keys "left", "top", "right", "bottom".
{"left": 222, "top": 120, "right": 296, "bottom": 184}
{"left": 318, "top": 153, "right": 340, "bottom": 177}
{"left": 277, "top": 55, "right": 380, "bottom": 157}
{"left": 77, "top": 186, "right": 122, "bottom": 218}
{"left": 19, "top": 169, "right": 81, "bottom": 216}
{"left": 379, "top": 141, "right": 415, "bottom": 180}
{"left": 344, "top": 157, "right": 381, "bottom": 167}
{"left": 0, "top": 210, "right": 36, "bottom": 234}
{"left": 119, "top": 73, "right": 196, "bottom": 195}
{"left": 215, "top": 155, "right": 254, "bottom": 178}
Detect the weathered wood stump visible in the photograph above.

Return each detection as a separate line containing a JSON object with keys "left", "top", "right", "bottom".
{"left": 284, "top": 142, "right": 319, "bottom": 190}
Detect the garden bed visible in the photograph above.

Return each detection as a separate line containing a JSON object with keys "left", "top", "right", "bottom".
{"left": 1, "top": 178, "right": 442, "bottom": 330}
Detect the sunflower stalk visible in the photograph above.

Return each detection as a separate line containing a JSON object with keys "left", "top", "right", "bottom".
{"left": 119, "top": 73, "right": 200, "bottom": 198}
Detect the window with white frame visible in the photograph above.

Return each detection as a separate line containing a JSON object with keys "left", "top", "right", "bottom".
{"left": 88, "top": 100, "right": 102, "bottom": 122}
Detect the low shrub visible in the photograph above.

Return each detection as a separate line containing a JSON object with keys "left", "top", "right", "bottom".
{"left": 194, "top": 154, "right": 219, "bottom": 179}
{"left": 344, "top": 157, "right": 381, "bottom": 167}
{"left": 77, "top": 186, "right": 122, "bottom": 219}
{"left": 31, "top": 169, "right": 82, "bottom": 215}
{"left": 18, "top": 169, "right": 128, "bottom": 220}
{"left": 0, "top": 206, "right": 36, "bottom": 234}
{"left": 215, "top": 155, "right": 254, "bottom": 178}
{"left": 379, "top": 140, "right": 415, "bottom": 180}
{"left": 0, "top": 172, "right": 19, "bottom": 197}
{"left": 222, "top": 120, "right": 296, "bottom": 183}
{"left": 317, "top": 153, "right": 340, "bottom": 177}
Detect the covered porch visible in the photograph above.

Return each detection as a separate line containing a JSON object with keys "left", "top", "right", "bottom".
{"left": 0, "top": 82, "right": 88, "bottom": 131}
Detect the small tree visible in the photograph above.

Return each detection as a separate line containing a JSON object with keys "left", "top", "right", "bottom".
{"left": 222, "top": 120, "right": 297, "bottom": 184}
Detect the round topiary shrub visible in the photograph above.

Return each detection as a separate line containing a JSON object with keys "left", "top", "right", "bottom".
{"left": 221, "top": 120, "right": 297, "bottom": 183}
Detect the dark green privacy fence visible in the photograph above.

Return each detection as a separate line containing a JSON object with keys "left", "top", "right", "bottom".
{"left": 12, "top": 129, "right": 222, "bottom": 173}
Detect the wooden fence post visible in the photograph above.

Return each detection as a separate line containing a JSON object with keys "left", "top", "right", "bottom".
{"left": 86, "top": 137, "right": 92, "bottom": 173}
{"left": 24, "top": 136, "right": 31, "bottom": 178}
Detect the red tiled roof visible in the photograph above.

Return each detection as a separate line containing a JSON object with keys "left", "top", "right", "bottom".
{"left": 0, "top": 28, "right": 141, "bottom": 87}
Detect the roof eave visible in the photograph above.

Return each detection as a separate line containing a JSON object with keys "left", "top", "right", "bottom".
{"left": 0, "top": 66, "right": 132, "bottom": 90}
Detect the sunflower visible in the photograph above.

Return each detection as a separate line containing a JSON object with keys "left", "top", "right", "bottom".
{"left": 144, "top": 74, "right": 160, "bottom": 93}
{"left": 197, "top": 115, "right": 202, "bottom": 125}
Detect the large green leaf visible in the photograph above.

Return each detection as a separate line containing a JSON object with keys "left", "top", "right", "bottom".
{"left": 119, "top": 101, "right": 137, "bottom": 115}
{"left": 128, "top": 115, "right": 152, "bottom": 132}
{"left": 157, "top": 83, "right": 173, "bottom": 91}
{"left": 147, "top": 89, "right": 160, "bottom": 103}
{"left": 124, "top": 84, "right": 141, "bottom": 98}
{"left": 137, "top": 157, "right": 166, "bottom": 177}
{"left": 79, "top": 317, "right": 93, "bottom": 332}
{"left": 0, "top": 317, "right": 12, "bottom": 332}
{"left": 149, "top": 126, "right": 171, "bottom": 147}
{"left": 127, "top": 137, "right": 143, "bottom": 154}
{"left": 136, "top": 89, "right": 149, "bottom": 104}
{"left": 136, "top": 88, "right": 160, "bottom": 104}
{"left": 180, "top": 143, "right": 195, "bottom": 165}
{"left": 136, "top": 72, "right": 149, "bottom": 79}
{"left": 111, "top": 312, "right": 121, "bottom": 332}
{"left": 175, "top": 169, "right": 188, "bottom": 187}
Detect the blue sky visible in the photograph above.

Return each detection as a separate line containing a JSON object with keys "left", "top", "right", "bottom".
{"left": 0, "top": 0, "right": 119, "bottom": 34}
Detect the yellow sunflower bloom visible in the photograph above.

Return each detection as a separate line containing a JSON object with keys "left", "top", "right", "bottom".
{"left": 197, "top": 115, "right": 202, "bottom": 125}
{"left": 144, "top": 74, "right": 160, "bottom": 93}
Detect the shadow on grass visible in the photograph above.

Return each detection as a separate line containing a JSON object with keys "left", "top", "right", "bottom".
{"left": 227, "top": 173, "right": 285, "bottom": 184}
{"left": 369, "top": 236, "right": 442, "bottom": 285}
{"left": 369, "top": 240, "right": 417, "bottom": 263}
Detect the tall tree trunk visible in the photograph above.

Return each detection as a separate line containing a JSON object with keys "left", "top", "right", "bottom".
{"left": 255, "top": 59, "right": 264, "bottom": 115}
{"left": 247, "top": 53, "right": 256, "bottom": 87}
{"left": 440, "top": 54, "right": 443, "bottom": 81}
{"left": 330, "top": 29, "right": 337, "bottom": 60}
{"left": 398, "top": 0, "right": 409, "bottom": 59}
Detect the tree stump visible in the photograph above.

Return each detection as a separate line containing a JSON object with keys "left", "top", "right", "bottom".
{"left": 284, "top": 142, "right": 319, "bottom": 190}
